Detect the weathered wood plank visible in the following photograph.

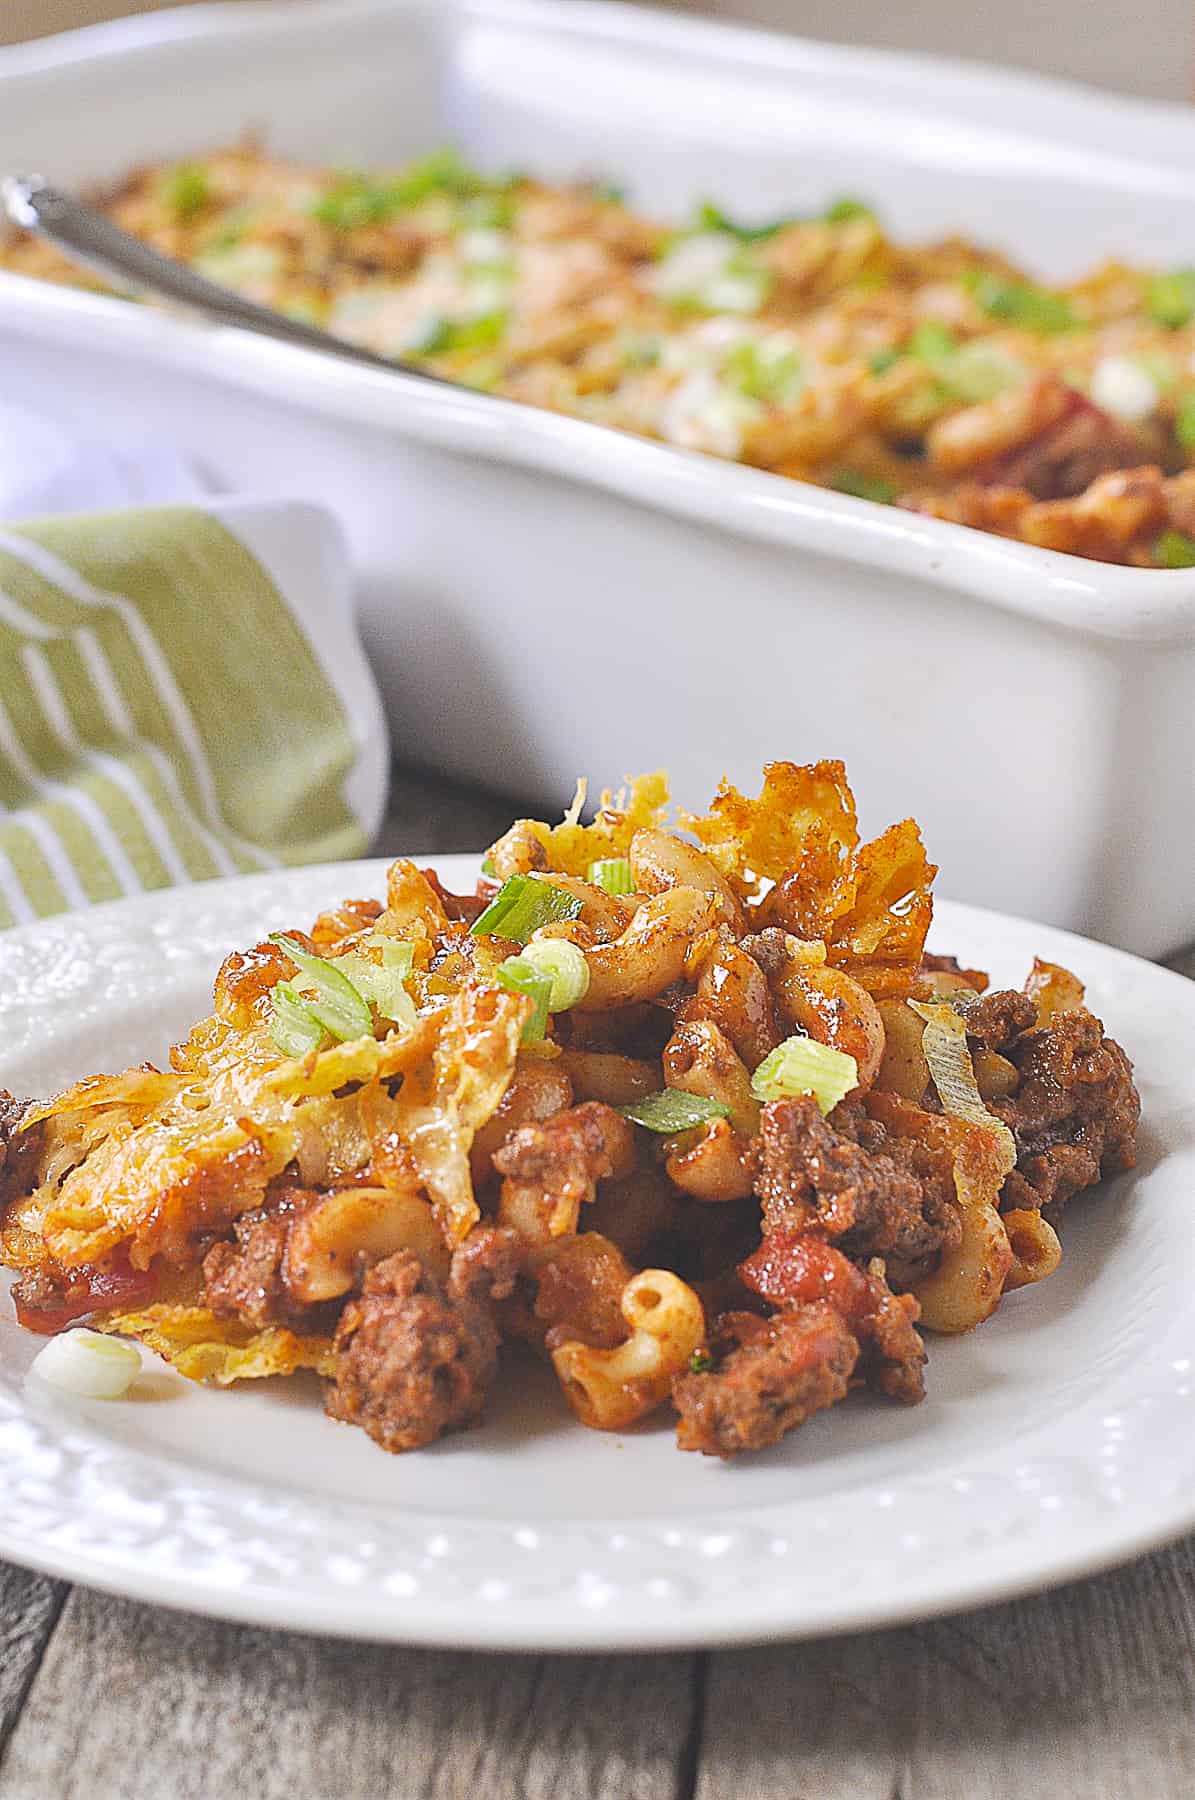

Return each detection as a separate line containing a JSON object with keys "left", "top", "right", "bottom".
{"left": 0, "top": 1563, "right": 66, "bottom": 1767}
{"left": 698, "top": 1533, "right": 1195, "bottom": 1800}
{"left": 0, "top": 1586, "right": 695, "bottom": 1800}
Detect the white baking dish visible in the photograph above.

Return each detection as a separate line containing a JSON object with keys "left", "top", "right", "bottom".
{"left": 2, "top": 0, "right": 1194, "bottom": 956}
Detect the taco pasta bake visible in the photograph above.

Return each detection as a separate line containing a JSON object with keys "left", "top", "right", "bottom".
{"left": 5, "top": 143, "right": 1195, "bottom": 568}
{"left": 0, "top": 764, "right": 1140, "bottom": 1459}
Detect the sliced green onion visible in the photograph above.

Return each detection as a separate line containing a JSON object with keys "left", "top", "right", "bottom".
{"left": 824, "top": 197, "right": 875, "bottom": 224}
{"left": 159, "top": 163, "right": 210, "bottom": 221}
{"left": 480, "top": 853, "right": 498, "bottom": 878}
{"left": 693, "top": 200, "right": 790, "bottom": 242}
{"left": 750, "top": 1034, "right": 858, "bottom": 1113}
{"left": 969, "top": 274, "right": 1076, "bottom": 335}
{"left": 463, "top": 191, "right": 516, "bottom": 231}
{"left": 908, "top": 321, "right": 957, "bottom": 363}
{"left": 687, "top": 1348, "right": 712, "bottom": 1374}
{"left": 1154, "top": 528, "right": 1195, "bottom": 569}
{"left": 311, "top": 149, "right": 488, "bottom": 230}
{"left": 940, "top": 341, "right": 1024, "bottom": 404}
{"left": 1175, "top": 392, "right": 1195, "bottom": 453}
{"left": 830, "top": 469, "right": 899, "bottom": 505}
{"left": 391, "top": 145, "right": 488, "bottom": 203}
{"left": 269, "top": 934, "right": 372, "bottom": 1042}
{"left": 470, "top": 875, "right": 584, "bottom": 943}
{"left": 619, "top": 1090, "right": 731, "bottom": 1133}
{"left": 1148, "top": 269, "right": 1195, "bottom": 330}
{"left": 623, "top": 334, "right": 662, "bottom": 370}
{"left": 404, "top": 310, "right": 508, "bottom": 356}
{"left": 269, "top": 981, "right": 326, "bottom": 1058}
{"left": 495, "top": 956, "right": 554, "bottom": 1042}
{"left": 723, "top": 339, "right": 804, "bottom": 404}
{"left": 311, "top": 172, "right": 399, "bottom": 230}
{"left": 909, "top": 1002, "right": 1016, "bottom": 1169}
{"left": 520, "top": 939, "right": 590, "bottom": 1011}
{"left": 336, "top": 937, "right": 416, "bottom": 1029}
{"left": 32, "top": 1327, "right": 141, "bottom": 1399}
{"left": 867, "top": 348, "right": 902, "bottom": 376}
{"left": 587, "top": 857, "right": 634, "bottom": 895}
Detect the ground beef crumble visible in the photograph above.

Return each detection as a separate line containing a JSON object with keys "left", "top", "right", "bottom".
{"left": 748, "top": 1095, "right": 960, "bottom": 1270}
{"left": 325, "top": 1225, "right": 521, "bottom": 1453}
{"left": 963, "top": 990, "right": 1038, "bottom": 1051}
{"left": 990, "top": 1006, "right": 1140, "bottom": 1213}
{"left": 201, "top": 1186, "right": 330, "bottom": 1334}
{"left": 0, "top": 1089, "right": 43, "bottom": 1211}
{"left": 672, "top": 1303, "right": 859, "bottom": 1458}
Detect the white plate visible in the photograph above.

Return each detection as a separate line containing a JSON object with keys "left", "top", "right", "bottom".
{"left": 0, "top": 859, "right": 1190, "bottom": 1651}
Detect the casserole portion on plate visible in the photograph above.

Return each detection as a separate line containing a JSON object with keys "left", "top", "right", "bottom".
{"left": 10, "top": 139, "right": 1195, "bottom": 568}
{"left": 1, "top": 762, "right": 1139, "bottom": 1463}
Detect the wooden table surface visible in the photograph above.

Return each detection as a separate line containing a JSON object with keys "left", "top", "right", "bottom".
{"left": 2, "top": 761, "right": 1194, "bottom": 1800}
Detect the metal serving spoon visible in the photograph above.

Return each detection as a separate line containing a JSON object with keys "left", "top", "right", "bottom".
{"left": 1, "top": 174, "right": 458, "bottom": 384}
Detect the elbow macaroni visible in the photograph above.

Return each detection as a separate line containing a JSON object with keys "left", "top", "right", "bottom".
{"left": 551, "top": 1269, "right": 706, "bottom": 1430}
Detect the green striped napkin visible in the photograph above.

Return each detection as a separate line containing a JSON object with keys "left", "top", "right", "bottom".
{"left": 0, "top": 499, "right": 386, "bottom": 926}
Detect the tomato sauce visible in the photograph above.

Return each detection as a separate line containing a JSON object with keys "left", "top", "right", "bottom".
{"left": 13, "top": 1251, "right": 156, "bottom": 1335}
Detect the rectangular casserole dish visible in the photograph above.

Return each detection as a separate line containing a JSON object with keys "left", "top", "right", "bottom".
{"left": 2, "top": 0, "right": 1195, "bottom": 956}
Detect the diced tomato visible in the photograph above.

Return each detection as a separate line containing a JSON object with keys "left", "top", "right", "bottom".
{"left": 13, "top": 1251, "right": 157, "bottom": 1335}
{"left": 738, "top": 1232, "right": 872, "bottom": 1328}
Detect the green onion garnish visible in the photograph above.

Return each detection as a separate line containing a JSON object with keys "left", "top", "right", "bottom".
{"left": 269, "top": 982, "right": 326, "bottom": 1059}
{"left": 750, "top": 1035, "right": 858, "bottom": 1114}
{"left": 688, "top": 1349, "right": 713, "bottom": 1374}
{"left": 969, "top": 274, "right": 1076, "bottom": 335}
{"left": 723, "top": 340, "right": 804, "bottom": 404}
{"left": 830, "top": 469, "right": 899, "bottom": 505}
{"left": 867, "top": 348, "right": 902, "bottom": 376}
{"left": 1154, "top": 529, "right": 1195, "bottom": 569}
{"left": 463, "top": 192, "right": 516, "bottom": 231}
{"left": 619, "top": 1090, "right": 731, "bottom": 1133}
{"left": 693, "top": 200, "right": 790, "bottom": 242}
{"left": 495, "top": 956, "right": 554, "bottom": 1042}
{"left": 823, "top": 197, "right": 875, "bottom": 225}
{"left": 336, "top": 935, "right": 416, "bottom": 1029}
{"left": 311, "top": 148, "right": 488, "bottom": 230}
{"left": 404, "top": 311, "right": 508, "bottom": 356}
{"left": 268, "top": 934, "right": 373, "bottom": 1043}
{"left": 159, "top": 163, "right": 210, "bottom": 221}
{"left": 940, "top": 341, "right": 1024, "bottom": 404}
{"left": 587, "top": 857, "right": 634, "bottom": 896}
{"left": 908, "top": 321, "right": 957, "bottom": 363}
{"left": 519, "top": 939, "right": 590, "bottom": 1012}
{"left": 1175, "top": 392, "right": 1195, "bottom": 453}
{"left": 1148, "top": 270, "right": 1195, "bottom": 330}
{"left": 470, "top": 875, "right": 584, "bottom": 943}
{"left": 480, "top": 854, "right": 498, "bottom": 878}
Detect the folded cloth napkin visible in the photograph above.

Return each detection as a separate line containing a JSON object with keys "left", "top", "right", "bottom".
{"left": 0, "top": 495, "right": 388, "bottom": 927}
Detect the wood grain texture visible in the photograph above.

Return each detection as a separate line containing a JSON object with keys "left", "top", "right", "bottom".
{"left": 0, "top": 1565, "right": 65, "bottom": 1766}
{"left": 0, "top": 1586, "right": 694, "bottom": 1800}
{"left": 698, "top": 1535, "right": 1195, "bottom": 1800}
